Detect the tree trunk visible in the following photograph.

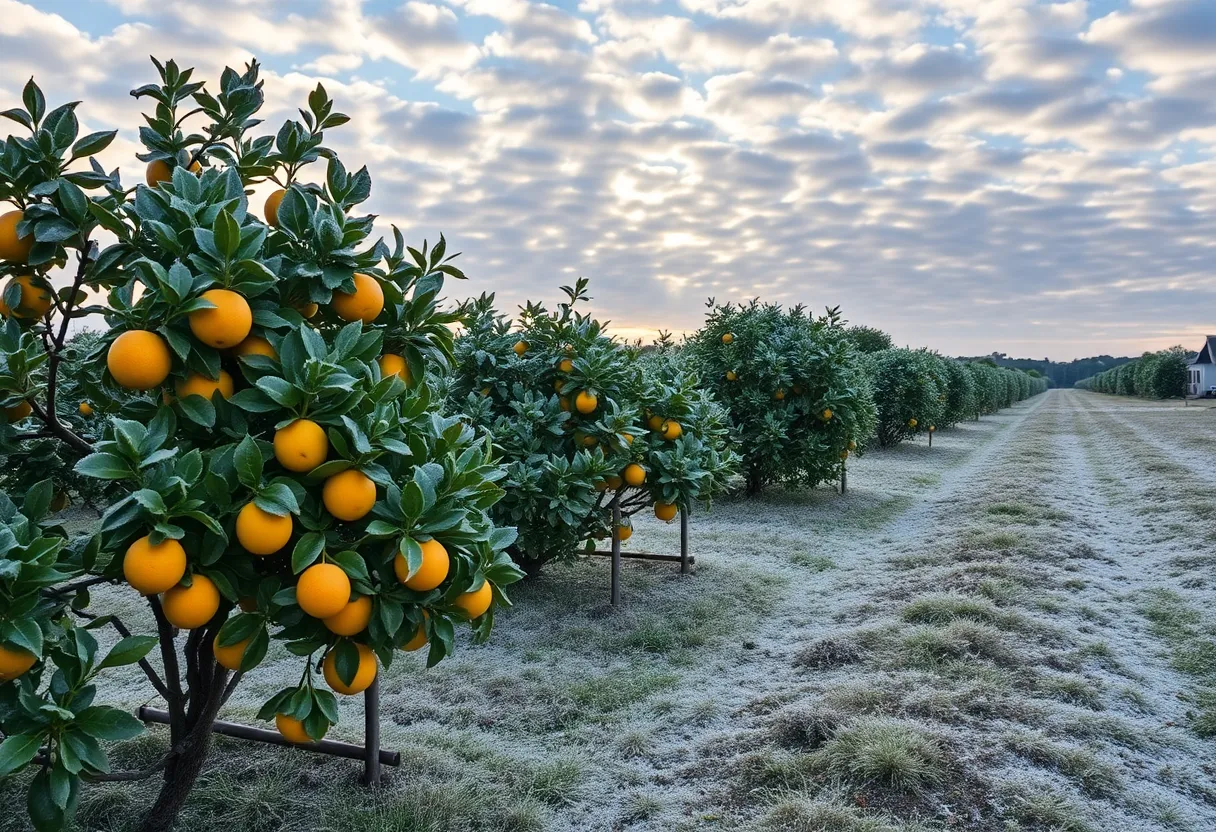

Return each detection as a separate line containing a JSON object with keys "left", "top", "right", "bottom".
{"left": 137, "top": 622, "right": 232, "bottom": 832}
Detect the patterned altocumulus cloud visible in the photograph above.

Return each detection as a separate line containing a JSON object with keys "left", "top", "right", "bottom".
{"left": 2, "top": 0, "right": 1214, "bottom": 358}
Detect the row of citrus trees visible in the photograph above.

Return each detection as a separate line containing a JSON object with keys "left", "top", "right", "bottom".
{"left": 0, "top": 61, "right": 1045, "bottom": 832}
{"left": 1074, "top": 348, "right": 1188, "bottom": 399}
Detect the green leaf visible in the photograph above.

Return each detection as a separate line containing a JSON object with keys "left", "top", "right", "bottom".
{"left": 96, "top": 636, "right": 158, "bottom": 671}
{"left": 71, "top": 129, "right": 117, "bottom": 159}
{"left": 22, "top": 77, "right": 44, "bottom": 124}
{"left": 291, "top": 532, "right": 325, "bottom": 575}
{"left": 332, "top": 639, "right": 359, "bottom": 687}
{"left": 0, "top": 733, "right": 42, "bottom": 777}
{"left": 213, "top": 209, "right": 240, "bottom": 259}
{"left": 234, "top": 435, "right": 264, "bottom": 489}
{"left": 176, "top": 394, "right": 216, "bottom": 428}
{"left": 74, "top": 452, "right": 133, "bottom": 480}
{"left": 73, "top": 707, "right": 144, "bottom": 742}
{"left": 253, "top": 482, "right": 298, "bottom": 516}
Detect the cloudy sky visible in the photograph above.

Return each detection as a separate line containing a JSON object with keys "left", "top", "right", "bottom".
{"left": 2, "top": 0, "right": 1213, "bottom": 360}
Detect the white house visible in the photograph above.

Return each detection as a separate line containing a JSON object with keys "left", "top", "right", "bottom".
{"left": 1187, "top": 336, "right": 1216, "bottom": 397}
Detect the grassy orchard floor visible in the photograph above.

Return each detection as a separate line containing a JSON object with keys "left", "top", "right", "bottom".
{"left": 6, "top": 390, "right": 1216, "bottom": 830}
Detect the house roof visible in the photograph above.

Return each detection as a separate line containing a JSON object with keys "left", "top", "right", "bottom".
{"left": 1190, "top": 336, "right": 1216, "bottom": 365}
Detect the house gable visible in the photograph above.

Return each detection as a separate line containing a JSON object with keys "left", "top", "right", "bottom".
{"left": 1190, "top": 337, "right": 1216, "bottom": 365}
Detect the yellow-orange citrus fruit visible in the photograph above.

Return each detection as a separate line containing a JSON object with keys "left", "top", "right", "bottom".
{"left": 617, "top": 524, "right": 633, "bottom": 541}
{"left": 557, "top": 358, "right": 573, "bottom": 373}
{"left": 480, "top": 387, "right": 491, "bottom": 396}
{"left": 661, "top": 420, "right": 682, "bottom": 441}
{"left": 622, "top": 463, "right": 646, "bottom": 487}
{"left": 162, "top": 575, "right": 221, "bottom": 630}
{"left": 848, "top": 440, "right": 857, "bottom": 451}
{"left": 721, "top": 333, "right": 734, "bottom": 344}
{"left": 123, "top": 536, "right": 187, "bottom": 596}
{"left": 79, "top": 401, "right": 93, "bottom": 416}
{"left": 620, "top": 432, "right": 634, "bottom": 445}
{"left": 300, "top": 302, "right": 319, "bottom": 318}
{"left": 726, "top": 370, "right": 737, "bottom": 382}
{"left": 908, "top": 418, "right": 918, "bottom": 428}
{"left": 174, "top": 370, "right": 234, "bottom": 401}
{"left": 454, "top": 581, "right": 493, "bottom": 620}
{"left": 655, "top": 502, "right": 678, "bottom": 522}
{"left": 276, "top": 713, "right": 322, "bottom": 744}
{"left": 296, "top": 562, "right": 351, "bottom": 619}
{"left": 394, "top": 538, "right": 450, "bottom": 591}
{"left": 402, "top": 614, "right": 429, "bottom": 652}
{"left": 264, "top": 188, "right": 286, "bottom": 227}
{"left": 513, "top": 341, "right": 528, "bottom": 356}
{"left": 605, "top": 475, "right": 623, "bottom": 490}
{"left": 273, "top": 419, "right": 328, "bottom": 473}
{"left": 107, "top": 330, "right": 172, "bottom": 390}
{"left": 322, "top": 469, "right": 376, "bottom": 522}
{"left": 580, "top": 433, "right": 598, "bottom": 448}
{"left": 0, "top": 644, "right": 36, "bottom": 681}
{"left": 232, "top": 335, "right": 277, "bottom": 360}
{"left": 774, "top": 389, "right": 785, "bottom": 400}
{"left": 840, "top": 450, "right": 850, "bottom": 460}
{"left": 822, "top": 408, "right": 833, "bottom": 421}
{"left": 559, "top": 396, "right": 571, "bottom": 412}
{"left": 146, "top": 159, "right": 200, "bottom": 187}
{"left": 3, "top": 400, "right": 31, "bottom": 423}
{"left": 0, "top": 274, "right": 51, "bottom": 318}
{"left": 189, "top": 288, "right": 252, "bottom": 349}
{"left": 378, "top": 353, "right": 411, "bottom": 382}
{"left": 235, "top": 502, "right": 292, "bottom": 556}
{"left": 212, "top": 635, "right": 249, "bottom": 671}
{"left": 323, "top": 594, "right": 373, "bottom": 636}
{"left": 929, "top": 425, "right": 936, "bottom": 432}
{"left": 323, "top": 642, "right": 378, "bottom": 695}
{"left": 575, "top": 390, "right": 598, "bottom": 414}
{"left": 0, "top": 211, "right": 33, "bottom": 264}
{"left": 331, "top": 273, "right": 383, "bottom": 323}
{"left": 647, "top": 415, "right": 664, "bottom": 431}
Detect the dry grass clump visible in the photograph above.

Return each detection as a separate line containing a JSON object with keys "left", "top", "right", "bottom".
{"left": 794, "top": 635, "right": 867, "bottom": 669}
{"left": 814, "top": 717, "right": 947, "bottom": 793}
{"left": 1004, "top": 731, "right": 1120, "bottom": 796}
{"left": 895, "top": 621, "right": 1022, "bottom": 670}
{"left": 761, "top": 798, "right": 934, "bottom": 832}
{"left": 771, "top": 704, "right": 845, "bottom": 750}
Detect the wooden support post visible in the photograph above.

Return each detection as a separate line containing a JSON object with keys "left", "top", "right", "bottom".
{"left": 840, "top": 461, "right": 847, "bottom": 494}
{"left": 362, "top": 676, "right": 381, "bottom": 787}
{"left": 136, "top": 706, "right": 401, "bottom": 767}
{"left": 679, "top": 508, "right": 691, "bottom": 575}
{"left": 928, "top": 429, "right": 933, "bottom": 448}
{"left": 610, "top": 495, "right": 621, "bottom": 606}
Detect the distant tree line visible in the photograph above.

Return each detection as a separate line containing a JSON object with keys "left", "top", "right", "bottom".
{"left": 1074, "top": 347, "right": 1190, "bottom": 399}
{"left": 953, "top": 353, "right": 1144, "bottom": 388}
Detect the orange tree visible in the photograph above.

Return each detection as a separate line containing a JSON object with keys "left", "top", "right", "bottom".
{"left": 442, "top": 279, "right": 737, "bottom": 574}
{"left": 0, "top": 61, "right": 521, "bottom": 832}
{"left": 686, "top": 300, "right": 876, "bottom": 495}
{"left": 864, "top": 348, "right": 945, "bottom": 446}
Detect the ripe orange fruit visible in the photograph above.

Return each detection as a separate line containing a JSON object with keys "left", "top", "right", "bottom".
{"left": 323, "top": 594, "right": 373, "bottom": 636}
{"left": 235, "top": 502, "right": 292, "bottom": 555}
{"left": 378, "top": 353, "right": 411, "bottom": 382}
{"left": 162, "top": 574, "right": 221, "bottom": 629}
{"left": 575, "top": 390, "right": 598, "bottom": 414}
{"left": 617, "top": 524, "right": 633, "bottom": 542}
{"left": 174, "top": 370, "right": 234, "bottom": 401}
{"left": 647, "top": 415, "right": 664, "bottom": 430}
{"left": 189, "top": 288, "right": 252, "bottom": 349}
{"left": 453, "top": 581, "right": 493, "bottom": 619}
{"left": 553, "top": 380, "right": 565, "bottom": 393}
{"left": 0, "top": 644, "right": 36, "bottom": 681}
{"left": 322, "top": 469, "right": 376, "bottom": 522}
{"left": 331, "top": 273, "right": 384, "bottom": 323}
{"left": 908, "top": 418, "right": 918, "bottom": 428}
{"left": 559, "top": 396, "right": 571, "bottom": 412}
{"left": 79, "top": 401, "right": 93, "bottom": 416}
{"left": 273, "top": 419, "right": 328, "bottom": 473}
{"left": 822, "top": 408, "right": 833, "bottom": 421}
{"left": 558, "top": 358, "right": 573, "bottom": 373}
{"left": 929, "top": 425, "right": 936, "bottom": 433}
{"left": 123, "top": 536, "right": 187, "bottom": 596}
{"left": 0, "top": 274, "right": 51, "bottom": 318}
{"left": 0, "top": 211, "right": 33, "bottom": 263}
{"left": 402, "top": 613, "right": 429, "bottom": 652}
{"left": 840, "top": 450, "right": 850, "bottom": 460}
{"left": 323, "top": 642, "right": 377, "bottom": 695}
{"left": 774, "top": 389, "right": 785, "bottom": 401}
{"left": 847, "top": 440, "right": 857, "bottom": 451}
{"left": 296, "top": 562, "right": 351, "bottom": 619}
{"left": 721, "top": 333, "right": 734, "bottom": 345}
{"left": 726, "top": 370, "right": 737, "bottom": 382}
{"left": 264, "top": 188, "right": 286, "bottom": 227}
{"left": 513, "top": 341, "right": 528, "bottom": 356}
{"left": 661, "top": 420, "right": 682, "bottom": 441}
{"left": 394, "top": 538, "right": 450, "bottom": 591}
{"left": 108, "top": 330, "right": 172, "bottom": 390}
{"left": 622, "top": 463, "right": 646, "bottom": 487}
{"left": 232, "top": 335, "right": 277, "bottom": 360}
{"left": 620, "top": 433, "right": 634, "bottom": 445}
{"left": 299, "top": 302, "right": 319, "bottom": 318}
{"left": 655, "top": 502, "right": 677, "bottom": 521}
{"left": 3, "top": 400, "right": 31, "bottom": 423}
{"left": 145, "top": 159, "right": 201, "bottom": 187}
{"left": 276, "top": 713, "right": 322, "bottom": 744}
{"left": 480, "top": 387, "right": 491, "bottom": 396}
{"left": 212, "top": 635, "right": 249, "bottom": 671}
{"left": 605, "top": 475, "right": 623, "bottom": 490}
{"left": 578, "top": 433, "right": 598, "bottom": 448}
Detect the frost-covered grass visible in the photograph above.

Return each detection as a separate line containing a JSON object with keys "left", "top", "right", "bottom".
{"left": 6, "top": 390, "right": 1216, "bottom": 831}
